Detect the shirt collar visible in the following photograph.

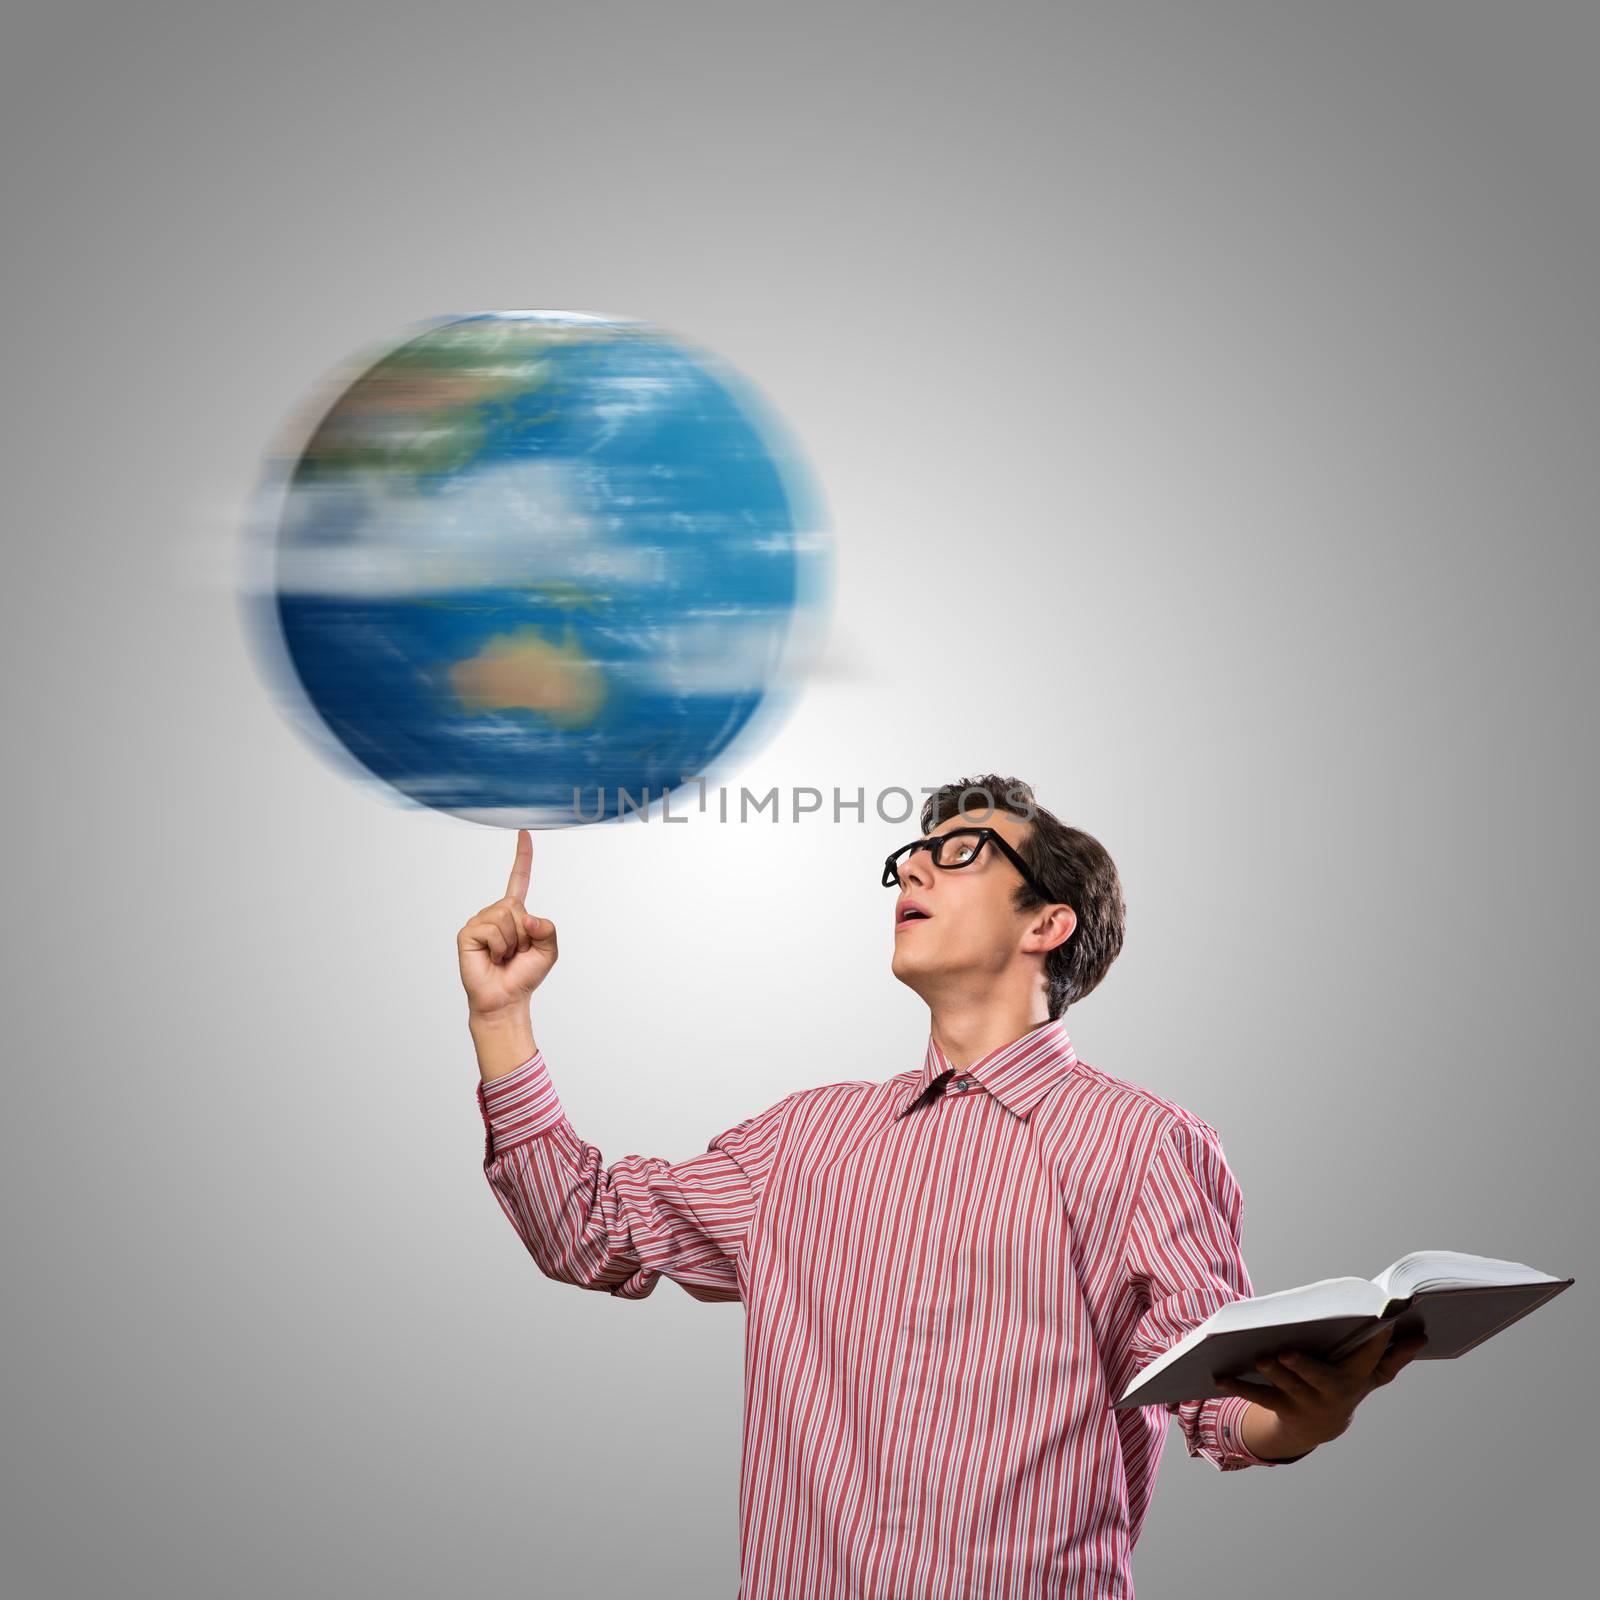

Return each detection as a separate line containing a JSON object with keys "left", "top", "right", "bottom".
{"left": 894, "top": 1016, "right": 1081, "bottom": 1122}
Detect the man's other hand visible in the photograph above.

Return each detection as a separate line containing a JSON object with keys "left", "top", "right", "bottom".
{"left": 1215, "top": 1325, "right": 1429, "bottom": 1457}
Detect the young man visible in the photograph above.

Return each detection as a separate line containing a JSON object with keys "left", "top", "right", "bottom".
{"left": 460, "top": 775, "right": 1424, "bottom": 1598}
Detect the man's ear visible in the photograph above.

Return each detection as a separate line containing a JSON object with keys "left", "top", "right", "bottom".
{"left": 1023, "top": 904, "right": 1076, "bottom": 954}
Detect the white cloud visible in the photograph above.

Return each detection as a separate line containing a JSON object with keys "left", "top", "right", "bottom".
{"left": 268, "top": 458, "right": 662, "bottom": 597}
{"left": 633, "top": 612, "right": 793, "bottom": 696}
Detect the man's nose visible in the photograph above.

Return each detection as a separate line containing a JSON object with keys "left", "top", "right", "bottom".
{"left": 899, "top": 846, "right": 935, "bottom": 891}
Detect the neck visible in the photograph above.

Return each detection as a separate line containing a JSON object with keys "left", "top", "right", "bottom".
{"left": 927, "top": 992, "right": 1054, "bottom": 1071}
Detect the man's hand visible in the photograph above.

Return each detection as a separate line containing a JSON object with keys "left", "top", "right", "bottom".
{"left": 1214, "top": 1325, "right": 1429, "bottom": 1458}
{"left": 457, "top": 828, "right": 559, "bottom": 1021}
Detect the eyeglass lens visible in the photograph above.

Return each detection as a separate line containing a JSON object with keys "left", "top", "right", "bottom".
{"left": 886, "top": 830, "right": 987, "bottom": 882}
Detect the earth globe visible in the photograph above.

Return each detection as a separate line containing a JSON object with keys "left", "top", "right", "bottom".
{"left": 241, "top": 310, "right": 832, "bottom": 827}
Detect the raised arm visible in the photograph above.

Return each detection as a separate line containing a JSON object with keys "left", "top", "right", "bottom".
{"left": 475, "top": 1043, "right": 793, "bottom": 1300}
{"left": 458, "top": 829, "right": 792, "bottom": 1301}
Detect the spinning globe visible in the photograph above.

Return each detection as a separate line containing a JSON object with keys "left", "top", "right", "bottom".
{"left": 242, "top": 310, "right": 832, "bottom": 826}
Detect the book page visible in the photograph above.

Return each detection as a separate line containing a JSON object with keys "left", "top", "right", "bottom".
{"left": 1372, "top": 1250, "right": 1563, "bottom": 1303}
{"left": 1120, "top": 1280, "right": 1385, "bottom": 1401}
{"left": 1203, "top": 1276, "right": 1386, "bottom": 1331}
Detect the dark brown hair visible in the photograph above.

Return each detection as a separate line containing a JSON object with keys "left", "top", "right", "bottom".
{"left": 920, "top": 774, "right": 1126, "bottom": 1019}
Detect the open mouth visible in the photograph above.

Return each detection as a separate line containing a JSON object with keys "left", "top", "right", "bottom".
{"left": 896, "top": 903, "right": 932, "bottom": 929}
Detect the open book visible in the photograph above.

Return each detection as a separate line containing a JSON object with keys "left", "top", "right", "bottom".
{"left": 1113, "top": 1249, "right": 1573, "bottom": 1411}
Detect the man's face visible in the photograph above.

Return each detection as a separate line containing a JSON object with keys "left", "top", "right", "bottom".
{"left": 889, "top": 809, "right": 1071, "bottom": 1002}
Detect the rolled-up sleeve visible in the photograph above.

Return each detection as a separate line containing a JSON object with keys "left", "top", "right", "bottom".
{"left": 477, "top": 1049, "right": 794, "bottom": 1303}
{"left": 1123, "top": 1115, "right": 1301, "bottom": 1470}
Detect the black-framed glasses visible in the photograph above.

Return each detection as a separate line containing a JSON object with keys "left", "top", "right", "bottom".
{"left": 882, "top": 826, "right": 1056, "bottom": 904}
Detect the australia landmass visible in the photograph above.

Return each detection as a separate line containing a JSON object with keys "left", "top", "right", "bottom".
{"left": 447, "top": 621, "right": 608, "bottom": 730}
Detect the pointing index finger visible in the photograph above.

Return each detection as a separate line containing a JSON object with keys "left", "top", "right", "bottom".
{"left": 506, "top": 828, "right": 531, "bottom": 905}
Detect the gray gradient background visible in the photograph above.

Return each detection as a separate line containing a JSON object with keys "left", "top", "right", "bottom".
{"left": 2, "top": 2, "right": 1594, "bottom": 1596}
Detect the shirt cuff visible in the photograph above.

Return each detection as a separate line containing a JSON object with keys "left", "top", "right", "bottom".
{"left": 1213, "top": 1392, "right": 1309, "bottom": 1467}
{"left": 477, "top": 1048, "right": 566, "bottom": 1156}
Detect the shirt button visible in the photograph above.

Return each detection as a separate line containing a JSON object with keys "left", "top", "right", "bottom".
{"left": 951, "top": 1077, "right": 972, "bottom": 1092}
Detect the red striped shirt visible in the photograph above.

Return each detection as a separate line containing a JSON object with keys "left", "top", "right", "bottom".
{"left": 477, "top": 1016, "right": 1293, "bottom": 1597}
